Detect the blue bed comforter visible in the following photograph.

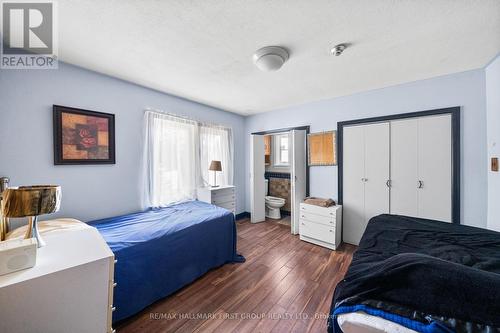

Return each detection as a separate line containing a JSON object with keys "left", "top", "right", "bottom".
{"left": 89, "top": 200, "right": 245, "bottom": 322}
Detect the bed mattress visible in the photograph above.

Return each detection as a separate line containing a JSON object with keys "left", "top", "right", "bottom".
{"left": 337, "top": 312, "right": 417, "bottom": 333}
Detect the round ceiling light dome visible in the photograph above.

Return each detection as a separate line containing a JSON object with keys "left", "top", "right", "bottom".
{"left": 253, "top": 46, "right": 289, "bottom": 72}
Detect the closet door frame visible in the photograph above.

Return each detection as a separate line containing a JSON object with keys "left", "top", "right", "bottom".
{"left": 338, "top": 107, "right": 461, "bottom": 227}
{"left": 252, "top": 125, "right": 311, "bottom": 197}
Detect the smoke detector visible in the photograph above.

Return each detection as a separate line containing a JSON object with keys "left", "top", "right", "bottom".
{"left": 253, "top": 46, "right": 289, "bottom": 72}
{"left": 331, "top": 44, "right": 347, "bottom": 56}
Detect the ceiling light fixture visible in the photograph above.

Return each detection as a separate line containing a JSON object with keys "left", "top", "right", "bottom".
{"left": 331, "top": 44, "right": 347, "bottom": 56}
{"left": 253, "top": 46, "right": 289, "bottom": 72}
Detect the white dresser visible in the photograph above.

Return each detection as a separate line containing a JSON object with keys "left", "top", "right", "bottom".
{"left": 0, "top": 224, "right": 115, "bottom": 333}
{"left": 299, "top": 203, "right": 342, "bottom": 250}
{"left": 197, "top": 185, "right": 236, "bottom": 214}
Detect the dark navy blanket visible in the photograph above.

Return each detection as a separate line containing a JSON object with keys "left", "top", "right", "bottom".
{"left": 89, "top": 200, "right": 245, "bottom": 322}
{"left": 329, "top": 214, "right": 500, "bottom": 333}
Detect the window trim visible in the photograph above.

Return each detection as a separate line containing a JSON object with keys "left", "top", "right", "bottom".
{"left": 273, "top": 133, "right": 290, "bottom": 167}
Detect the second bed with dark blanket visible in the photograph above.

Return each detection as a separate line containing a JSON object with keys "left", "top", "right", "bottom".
{"left": 329, "top": 214, "right": 500, "bottom": 333}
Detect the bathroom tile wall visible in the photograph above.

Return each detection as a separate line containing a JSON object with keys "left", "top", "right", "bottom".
{"left": 268, "top": 177, "right": 291, "bottom": 212}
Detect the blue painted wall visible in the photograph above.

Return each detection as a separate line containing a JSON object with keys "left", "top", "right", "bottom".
{"left": 245, "top": 69, "right": 488, "bottom": 228}
{"left": 0, "top": 62, "right": 491, "bottom": 229}
{"left": 486, "top": 55, "right": 500, "bottom": 231}
{"left": 0, "top": 62, "right": 246, "bottom": 221}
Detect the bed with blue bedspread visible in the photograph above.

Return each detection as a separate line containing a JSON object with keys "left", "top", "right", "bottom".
{"left": 329, "top": 214, "right": 500, "bottom": 333}
{"left": 89, "top": 200, "right": 245, "bottom": 323}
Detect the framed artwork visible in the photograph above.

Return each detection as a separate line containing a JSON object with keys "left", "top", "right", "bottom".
{"left": 308, "top": 131, "right": 336, "bottom": 166}
{"left": 53, "top": 105, "right": 115, "bottom": 165}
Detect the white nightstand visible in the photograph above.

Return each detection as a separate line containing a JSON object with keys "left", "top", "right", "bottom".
{"left": 299, "top": 203, "right": 342, "bottom": 250}
{"left": 0, "top": 224, "right": 115, "bottom": 333}
{"left": 197, "top": 185, "right": 236, "bottom": 215}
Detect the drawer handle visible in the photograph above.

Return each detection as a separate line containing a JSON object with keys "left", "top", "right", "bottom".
{"left": 301, "top": 223, "right": 305, "bottom": 225}
{"left": 329, "top": 230, "right": 333, "bottom": 232}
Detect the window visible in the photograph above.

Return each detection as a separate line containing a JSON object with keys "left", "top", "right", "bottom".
{"left": 199, "top": 124, "right": 233, "bottom": 188}
{"left": 142, "top": 112, "right": 199, "bottom": 207}
{"left": 142, "top": 111, "right": 233, "bottom": 208}
{"left": 274, "top": 134, "right": 290, "bottom": 166}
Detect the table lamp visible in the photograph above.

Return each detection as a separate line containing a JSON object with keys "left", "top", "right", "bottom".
{"left": 0, "top": 177, "right": 10, "bottom": 241}
{"left": 1, "top": 185, "right": 61, "bottom": 248}
{"left": 209, "top": 160, "right": 222, "bottom": 187}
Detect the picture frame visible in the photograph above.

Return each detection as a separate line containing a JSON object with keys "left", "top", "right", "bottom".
{"left": 308, "top": 131, "right": 336, "bottom": 166}
{"left": 53, "top": 105, "right": 115, "bottom": 165}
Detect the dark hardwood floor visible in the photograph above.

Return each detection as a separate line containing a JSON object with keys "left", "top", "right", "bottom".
{"left": 116, "top": 218, "right": 356, "bottom": 333}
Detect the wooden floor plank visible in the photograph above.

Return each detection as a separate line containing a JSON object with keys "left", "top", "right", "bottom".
{"left": 116, "top": 218, "right": 355, "bottom": 333}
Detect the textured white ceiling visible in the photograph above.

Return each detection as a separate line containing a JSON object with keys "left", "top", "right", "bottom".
{"left": 59, "top": 1, "right": 500, "bottom": 115}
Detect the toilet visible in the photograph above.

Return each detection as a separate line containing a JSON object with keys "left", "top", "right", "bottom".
{"left": 264, "top": 179, "right": 286, "bottom": 219}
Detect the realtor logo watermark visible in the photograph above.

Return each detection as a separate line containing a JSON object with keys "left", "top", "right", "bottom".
{"left": 1, "top": 1, "right": 58, "bottom": 69}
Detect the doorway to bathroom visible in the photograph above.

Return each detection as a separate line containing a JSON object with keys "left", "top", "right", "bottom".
{"left": 250, "top": 126, "right": 309, "bottom": 234}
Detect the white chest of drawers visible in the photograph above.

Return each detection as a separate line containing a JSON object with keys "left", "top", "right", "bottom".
{"left": 197, "top": 185, "right": 236, "bottom": 215}
{"left": 0, "top": 224, "right": 115, "bottom": 333}
{"left": 299, "top": 203, "right": 342, "bottom": 250}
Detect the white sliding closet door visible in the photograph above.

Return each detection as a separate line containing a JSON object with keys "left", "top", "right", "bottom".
{"left": 291, "top": 130, "right": 307, "bottom": 235}
{"left": 250, "top": 135, "right": 265, "bottom": 223}
{"left": 343, "top": 125, "right": 365, "bottom": 245}
{"left": 417, "top": 114, "right": 452, "bottom": 222}
{"left": 390, "top": 118, "right": 418, "bottom": 216}
{"left": 343, "top": 113, "right": 454, "bottom": 245}
{"left": 343, "top": 122, "right": 390, "bottom": 245}
{"left": 364, "top": 122, "right": 390, "bottom": 228}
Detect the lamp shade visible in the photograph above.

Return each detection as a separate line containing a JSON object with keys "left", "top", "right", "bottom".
{"left": 1, "top": 185, "right": 61, "bottom": 218}
{"left": 209, "top": 160, "right": 222, "bottom": 172}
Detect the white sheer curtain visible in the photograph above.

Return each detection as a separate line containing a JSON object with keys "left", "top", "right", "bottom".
{"left": 141, "top": 110, "right": 233, "bottom": 209}
{"left": 199, "top": 124, "right": 233, "bottom": 187}
{"left": 141, "top": 111, "right": 200, "bottom": 208}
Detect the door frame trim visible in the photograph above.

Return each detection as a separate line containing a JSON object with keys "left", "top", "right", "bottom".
{"left": 252, "top": 125, "right": 311, "bottom": 196}
{"left": 250, "top": 134, "right": 266, "bottom": 223}
{"left": 337, "top": 107, "right": 461, "bottom": 224}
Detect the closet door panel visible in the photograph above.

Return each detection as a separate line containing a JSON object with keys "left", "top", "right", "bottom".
{"left": 390, "top": 119, "right": 418, "bottom": 216}
{"left": 417, "top": 115, "right": 452, "bottom": 222}
{"left": 343, "top": 125, "right": 365, "bottom": 245}
{"left": 291, "top": 130, "right": 307, "bottom": 235}
{"left": 250, "top": 135, "right": 266, "bottom": 223}
{"left": 364, "top": 122, "right": 390, "bottom": 226}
